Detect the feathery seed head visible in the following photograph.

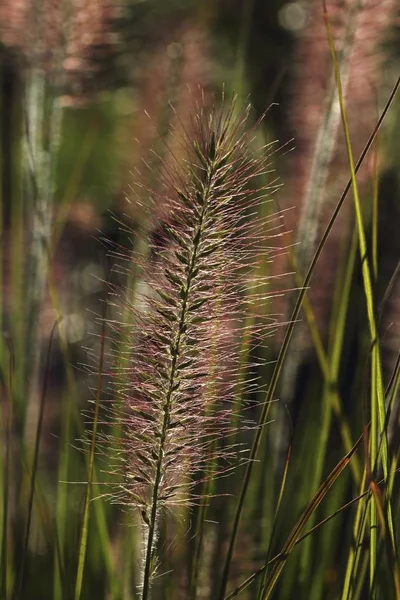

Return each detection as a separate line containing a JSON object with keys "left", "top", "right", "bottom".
{"left": 97, "top": 95, "right": 284, "bottom": 593}
{"left": 103, "top": 97, "right": 283, "bottom": 504}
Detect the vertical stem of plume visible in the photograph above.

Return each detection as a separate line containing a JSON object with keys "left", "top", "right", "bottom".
{"left": 141, "top": 158, "right": 215, "bottom": 600}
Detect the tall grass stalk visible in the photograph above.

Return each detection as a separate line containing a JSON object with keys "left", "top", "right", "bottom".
{"left": 324, "top": 0, "right": 387, "bottom": 473}
{"left": 281, "top": 0, "right": 366, "bottom": 405}
{"left": 23, "top": 65, "right": 63, "bottom": 425}
{"left": 260, "top": 435, "right": 363, "bottom": 600}
{"left": 298, "top": 225, "right": 358, "bottom": 591}
{"left": 341, "top": 468, "right": 369, "bottom": 600}
{"left": 218, "top": 72, "right": 400, "bottom": 600}
{"left": 226, "top": 476, "right": 382, "bottom": 600}
{"left": 44, "top": 249, "right": 117, "bottom": 599}
{"left": 100, "top": 98, "right": 280, "bottom": 600}
{"left": 285, "top": 229, "right": 360, "bottom": 480}
{"left": 323, "top": 2, "right": 397, "bottom": 594}
{"left": 74, "top": 308, "right": 107, "bottom": 600}
{"left": 16, "top": 318, "right": 61, "bottom": 600}
{"left": 294, "top": 0, "right": 365, "bottom": 271}
{"left": 0, "top": 339, "right": 14, "bottom": 599}
{"left": 234, "top": 0, "right": 255, "bottom": 98}
{"left": 256, "top": 440, "right": 292, "bottom": 598}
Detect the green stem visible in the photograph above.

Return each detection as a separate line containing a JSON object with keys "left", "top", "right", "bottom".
{"left": 16, "top": 319, "right": 61, "bottom": 600}
{"left": 1, "top": 340, "right": 14, "bottom": 599}
{"left": 323, "top": 5, "right": 396, "bottom": 594}
{"left": 141, "top": 160, "right": 215, "bottom": 600}
{"left": 217, "top": 74, "right": 400, "bottom": 600}
{"left": 74, "top": 311, "right": 107, "bottom": 600}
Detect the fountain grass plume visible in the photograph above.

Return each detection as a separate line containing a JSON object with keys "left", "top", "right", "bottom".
{"left": 100, "top": 95, "right": 283, "bottom": 599}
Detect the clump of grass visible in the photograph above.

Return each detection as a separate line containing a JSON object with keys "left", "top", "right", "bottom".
{"left": 95, "top": 97, "right": 282, "bottom": 599}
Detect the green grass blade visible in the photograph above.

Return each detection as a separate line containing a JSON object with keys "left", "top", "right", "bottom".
{"left": 260, "top": 436, "right": 362, "bottom": 599}
{"left": 16, "top": 318, "right": 62, "bottom": 599}
{"left": 74, "top": 307, "right": 107, "bottom": 600}
{"left": 217, "top": 74, "right": 400, "bottom": 600}
{"left": 256, "top": 443, "right": 292, "bottom": 599}
{"left": 323, "top": 3, "right": 398, "bottom": 594}
{"left": 225, "top": 471, "right": 382, "bottom": 600}
{"left": 286, "top": 230, "right": 360, "bottom": 481}
{"left": 1, "top": 339, "right": 14, "bottom": 599}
